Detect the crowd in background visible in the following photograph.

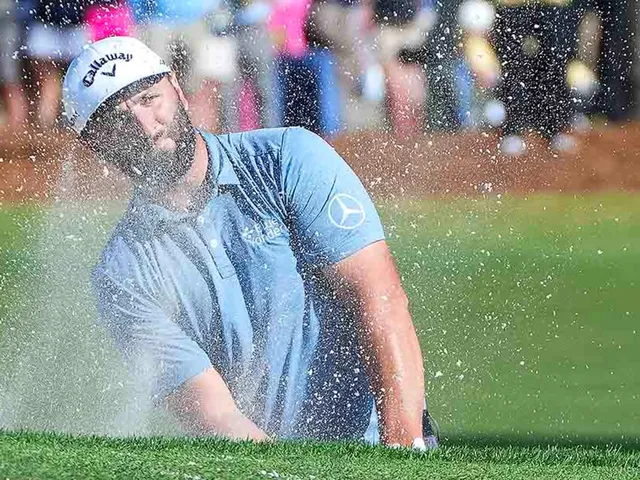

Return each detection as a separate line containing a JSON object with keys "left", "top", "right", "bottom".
{"left": 0, "top": 0, "right": 637, "bottom": 155}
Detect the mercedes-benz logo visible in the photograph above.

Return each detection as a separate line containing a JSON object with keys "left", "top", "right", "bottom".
{"left": 328, "top": 193, "right": 366, "bottom": 230}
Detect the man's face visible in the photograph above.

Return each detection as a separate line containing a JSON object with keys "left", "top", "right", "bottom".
{"left": 81, "top": 74, "right": 197, "bottom": 193}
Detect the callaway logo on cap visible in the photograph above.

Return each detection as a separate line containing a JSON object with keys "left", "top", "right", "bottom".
{"left": 82, "top": 52, "right": 133, "bottom": 87}
{"left": 62, "top": 36, "right": 171, "bottom": 134}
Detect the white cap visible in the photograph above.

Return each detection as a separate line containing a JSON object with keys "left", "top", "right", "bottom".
{"left": 62, "top": 36, "right": 171, "bottom": 134}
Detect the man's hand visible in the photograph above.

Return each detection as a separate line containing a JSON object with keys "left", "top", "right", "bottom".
{"left": 165, "top": 367, "right": 270, "bottom": 441}
{"left": 324, "top": 240, "right": 426, "bottom": 447}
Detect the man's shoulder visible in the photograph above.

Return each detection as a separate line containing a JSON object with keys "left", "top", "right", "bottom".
{"left": 209, "top": 127, "right": 320, "bottom": 161}
{"left": 211, "top": 127, "right": 287, "bottom": 158}
{"left": 92, "top": 207, "right": 150, "bottom": 282}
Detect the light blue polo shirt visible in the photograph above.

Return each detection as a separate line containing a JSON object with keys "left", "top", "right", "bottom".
{"left": 92, "top": 127, "right": 385, "bottom": 440}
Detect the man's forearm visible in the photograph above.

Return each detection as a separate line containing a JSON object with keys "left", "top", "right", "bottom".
{"left": 360, "top": 299, "right": 426, "bottom": 446}
{"left": 165, "top": 369, "right": 270, "bottom": 442}
{"left": 326, "top": 241, "right": 428, "bottom": 447}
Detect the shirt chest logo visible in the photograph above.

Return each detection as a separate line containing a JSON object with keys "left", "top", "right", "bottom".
{"left": 241, "top": 218, "right": 284, "bottom": 245}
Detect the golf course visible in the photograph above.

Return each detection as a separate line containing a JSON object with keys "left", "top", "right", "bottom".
{"left": 1, "top": 193, "right": 638, "bottom": 478}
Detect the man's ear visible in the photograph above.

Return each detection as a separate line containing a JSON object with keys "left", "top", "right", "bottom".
{"left": 168, "top": 72, "right": 189, "bottom": 110}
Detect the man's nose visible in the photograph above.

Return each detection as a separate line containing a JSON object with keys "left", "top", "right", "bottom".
{"left": 131, "top": 108, "right": 162, "bottom": 140}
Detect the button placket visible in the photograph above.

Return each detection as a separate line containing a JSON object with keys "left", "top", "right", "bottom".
{"left": 199, "top": 204, "right": 235, "bottom": 279}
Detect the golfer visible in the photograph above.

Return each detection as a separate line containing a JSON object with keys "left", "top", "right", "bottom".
{"left": 62, "top": 36, "right": 437, "bottom": 449}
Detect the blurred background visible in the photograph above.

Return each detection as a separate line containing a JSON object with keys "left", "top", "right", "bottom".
{"left": 0, "top": 0, "right": 639, "bottom": 446}
{"left": 0, "top": 0, "right": 637, "bottom": 146}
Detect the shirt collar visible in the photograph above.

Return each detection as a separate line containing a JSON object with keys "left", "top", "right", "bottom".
{"left": 199, "top": 129, "right": 240, "bottom": 187}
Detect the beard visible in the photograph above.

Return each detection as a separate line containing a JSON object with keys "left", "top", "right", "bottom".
{"left": 98, "top": 103, "right": 197, "bottom": 195}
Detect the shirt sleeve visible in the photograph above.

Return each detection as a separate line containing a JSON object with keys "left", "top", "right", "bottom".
{"left": 92, "top": 250, "right": 212, "bottom": 405}
{"left": 280, "top": 127, "right": 385, "bottom": 267}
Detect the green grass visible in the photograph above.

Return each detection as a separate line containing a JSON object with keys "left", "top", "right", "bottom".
{"left": 381, "top": 194, "right": 640, "bottom": 443}
{"left": 1, "top": 193, "right": 639, "bottom": 478}
{"left": 0, "top": 204, "right": 46, "bottom": 328}
{"left": 380, "top": 195, "right": 640, "bottom": 440}
{"left": 1, "top": 430, "right": 638, "bottom": 479}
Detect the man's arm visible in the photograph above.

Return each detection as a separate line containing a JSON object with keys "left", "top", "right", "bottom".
{"left": 276, "top": 127, "right": 425, "bottom": 444}
{"left": 324, "top": 240, "right": 425, "bottom": 447}
{"left": 165, "top": 367, "right": 270, "bottom": 441}
{"left": 92, "top": 266, "right": 268, "bottom": 442}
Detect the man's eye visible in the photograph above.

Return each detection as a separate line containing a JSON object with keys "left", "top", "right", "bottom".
{"left": 140, "top": 94, "right": 159, "bottom": 106}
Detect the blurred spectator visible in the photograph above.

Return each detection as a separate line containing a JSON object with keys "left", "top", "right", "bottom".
{"left": 228, "top": 0, "right": 277, "bottom": 130}
{"left": 491, "top": 0, "right": 584, "bottom": 155}
{"left": 269, "top": 0, "right": 341, "bottom": 136}
{"left": 0, "top": 0, "right": 30, "bottom": 129}
{"left": 396, "top": 0, "right": 498, "bottom": 133}
{"left": 587, "top": 0, "right": 634, "bottom": 121}
{"left": 26, "top": 0, "right": 91, "bottom": 127}
{"left": 85, "top": 0, "right": 136, "bottom": 42}
{"left": 369, "top": 0, "right": 435, "bottom": 137}
{"left": 304, "top": 0, "right": 384, "bottom": 131}
{"left": 400, "top": 0, "right": 466, "bottom": 132}
{"left": 128, "top": 0, "right": 233, "bottom": 132}
{"left": 456, "top": 1, "right": 501, "bottom": 129}
{"left": 633, "top": 0, "right": 640, "bottom": 118}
